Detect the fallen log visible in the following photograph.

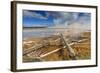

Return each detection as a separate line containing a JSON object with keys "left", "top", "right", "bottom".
{"left": 39, "top": 48, "right": 62, "bottom": 58}
{"left": 59, "top": 33, "right": 78, "bottom": 60}
{"left": 23, "top": 44, "right": 44, "bottom": 55}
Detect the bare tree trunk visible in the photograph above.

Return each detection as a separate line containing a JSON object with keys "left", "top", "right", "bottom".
{"left": 59, "top": 33, "right": 78, "bottom": 60}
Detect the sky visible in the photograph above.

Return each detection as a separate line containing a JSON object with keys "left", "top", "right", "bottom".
{"left": 23, "top": 10, "right": 91, "bottom": 29}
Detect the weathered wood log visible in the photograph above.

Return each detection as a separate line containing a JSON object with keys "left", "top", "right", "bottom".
{"left": 23, "top": 44, "right": 44, "bottom": 55}
{"left": 59, "top": 33, "right": 78, "bottom": 60}
{"left": 23, "top": 38, "right": 62, "bottom": 56}
{"left": 39, "top": 48, "right": 62, "bottom": 58}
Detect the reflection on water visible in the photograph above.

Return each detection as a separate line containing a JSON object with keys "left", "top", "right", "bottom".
{"left": 23, "top": 28, "right": 67, "bottom": 39}
{"left": 23, "top": 28, "right": 90, "bottom": 40}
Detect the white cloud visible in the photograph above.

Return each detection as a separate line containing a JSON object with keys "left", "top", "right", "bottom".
{"left": 50, "top": 12, "right": 91, "bottom": 30}
{"left": 53, "top": 12, "right": 73, "bottom": 25}
{"left": 23, "top": 10, "right": 91, "bottom": 30}
{"left": 23, "top": 10, "right": 48, "bottom": 19}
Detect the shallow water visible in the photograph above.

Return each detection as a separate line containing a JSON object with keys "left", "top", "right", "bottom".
{"left": 23, "top": 28, "right": 67, "bottom": 39}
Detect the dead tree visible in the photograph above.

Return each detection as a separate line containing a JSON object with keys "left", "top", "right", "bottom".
{"left": 59, "top": 33, "right": 78, "bottom": 60}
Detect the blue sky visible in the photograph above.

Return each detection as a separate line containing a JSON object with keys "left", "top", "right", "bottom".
{"left": 23, "top": 10, "right": 91, "bottom": 28}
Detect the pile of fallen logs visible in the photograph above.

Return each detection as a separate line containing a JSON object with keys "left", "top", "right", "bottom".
{"left": 23, "top": 33, "right": 89, "bottom": 61}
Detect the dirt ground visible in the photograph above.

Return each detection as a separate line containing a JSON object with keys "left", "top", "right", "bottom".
{"left": 23, "top": 31, "right": 91, "bottom": 62}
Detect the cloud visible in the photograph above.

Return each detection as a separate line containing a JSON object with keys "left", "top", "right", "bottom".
{"left": 23, "top": 10, "right": 48, "bottom": 19}
{"left": 49, "top": 12, "right": 91, "bottom": 30}
{"left": 49, "top": 12, "right": 81, "bottom": 27}
{"left": 23, "top": 10, "right": 91, "bottom": 30}
{"left": 51, "top": 12, "right": 74, "bottom": 25}
{"left": 78, "top": 13, "right": 91, "bottom": 24}
{"left": 61, "top": 13, "right": 91, "bottom": 38}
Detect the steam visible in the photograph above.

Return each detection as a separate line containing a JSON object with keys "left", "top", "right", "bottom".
{"left": 63, "top": 22, "right": 90, "bottom": 38}
{"left": 51, "top": 12, "right": 91, "bottom": 39}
